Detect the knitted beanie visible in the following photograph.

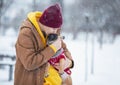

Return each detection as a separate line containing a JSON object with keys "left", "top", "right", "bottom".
{"left": 39, "top": 3, "right": 63, "bottom": 28}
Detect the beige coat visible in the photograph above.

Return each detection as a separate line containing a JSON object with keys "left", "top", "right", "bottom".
{"left": 14, "top": 18, "right": 73, "bottom": 85}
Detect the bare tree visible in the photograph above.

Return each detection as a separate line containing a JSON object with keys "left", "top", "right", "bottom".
{"left": 0, "top": 0, "right": 14, "bottom": 35}
{"left": 67, "top": 0, "right": 120, "bottom": 41}
{"left": 0, "top": 0, "right": 14, "bottom": 17}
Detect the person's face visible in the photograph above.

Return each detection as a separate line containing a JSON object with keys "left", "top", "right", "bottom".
{"left": 39, "top": 22, "right": 60, "bottom": 35}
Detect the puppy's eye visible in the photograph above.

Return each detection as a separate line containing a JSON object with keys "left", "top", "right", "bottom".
{"left": 47, "top": 34, "right": 58, "bottom": 41}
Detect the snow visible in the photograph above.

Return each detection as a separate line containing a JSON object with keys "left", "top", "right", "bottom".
{"left": 0, "top": 32, "right": 120, "bottom": 85}
{"left": 0, "top": 28, "right": 17, "bottom": 56}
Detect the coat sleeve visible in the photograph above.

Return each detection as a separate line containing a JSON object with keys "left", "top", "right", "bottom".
{"left": 15, "top": 28, "right": 55, "bottom": 71}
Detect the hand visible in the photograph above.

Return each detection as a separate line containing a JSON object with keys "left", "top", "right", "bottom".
{"left": 64, "top": 58, "right": 72, "bottom": 69}
{"left": 51, "top": 37, "right": 61, "bottom": 51}
{"left": 54, "top": 58, "right": 72, "bottom": 70}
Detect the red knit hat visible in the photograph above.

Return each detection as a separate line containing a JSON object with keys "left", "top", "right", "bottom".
{"left": 39, "top": 3, "right": 63, "bottom": 28}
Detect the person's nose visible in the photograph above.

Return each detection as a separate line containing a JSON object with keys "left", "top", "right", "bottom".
{"left": 53, "top": 29, "right": 57, "bottom": 33}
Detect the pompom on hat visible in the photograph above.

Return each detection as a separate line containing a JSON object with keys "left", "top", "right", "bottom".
{"left": 39, "top": 3, "right": 63, "bottom": 28}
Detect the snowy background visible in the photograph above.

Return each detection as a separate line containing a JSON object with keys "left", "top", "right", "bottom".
{"left": 1, "top": 0, "right": 120, "bottom": 85}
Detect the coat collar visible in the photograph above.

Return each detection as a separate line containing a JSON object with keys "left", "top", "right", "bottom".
{"left": 27, "top": 11, "right": 46, "bottom": 46}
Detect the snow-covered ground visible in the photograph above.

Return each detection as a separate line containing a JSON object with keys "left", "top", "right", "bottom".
{"left": 68, "top": 37, "right": 120, "bottom": 85}
{"left": 0, "top": 32, "right": 120, "bottom": 85}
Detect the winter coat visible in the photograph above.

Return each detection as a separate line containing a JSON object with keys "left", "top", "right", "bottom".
{"left": 14, "top": 11, "right": 73, "bottom": 85}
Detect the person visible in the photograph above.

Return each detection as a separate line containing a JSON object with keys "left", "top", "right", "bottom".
{"left": 14, "top": 3, "right": 74, "bottom": 85}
